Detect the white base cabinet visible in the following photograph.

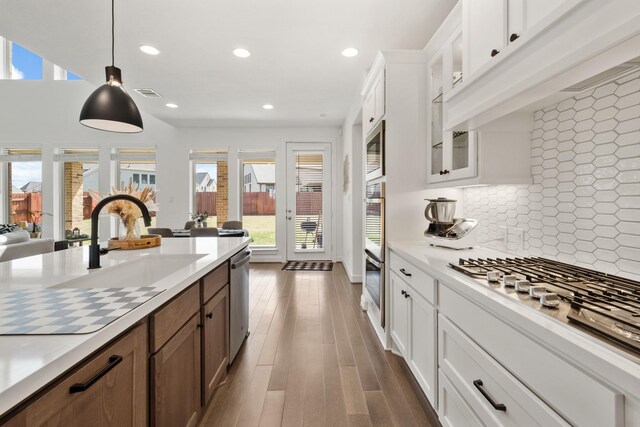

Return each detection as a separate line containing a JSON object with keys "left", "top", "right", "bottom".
{"left": 389, "top": 255, "right": 437, "bottom": 407}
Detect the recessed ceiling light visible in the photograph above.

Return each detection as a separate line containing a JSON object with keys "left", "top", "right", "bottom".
{"left": 139, "top": 45, "right": 160, "bottom": 55}
{"left": 341, "top": 47, "right": 359, "bottom": 57}
{"left": 233, "top": 48, "right": 251, "bottom": 58}
{"left": 165, "top": 103, "right": 178, "bottom": 108}
{"left": 262, "top": 104, "right": 274, "bottom": 110}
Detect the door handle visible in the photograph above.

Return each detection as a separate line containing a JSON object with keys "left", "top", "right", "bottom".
{"left": 69, "top": 355, "right": 123, "bottom": 394}
{"left": 473, "top": 379, "right": 506, "bottom": 411}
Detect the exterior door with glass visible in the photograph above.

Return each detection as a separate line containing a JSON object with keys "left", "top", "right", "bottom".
{"left": 286, "top": 143, "right": 332, "bottom": 261}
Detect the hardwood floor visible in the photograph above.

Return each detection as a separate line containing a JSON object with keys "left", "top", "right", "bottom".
{"left": 199, "top": 263, "right": 440, "bottom": 427}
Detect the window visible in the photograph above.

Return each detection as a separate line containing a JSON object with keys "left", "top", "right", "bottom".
{"left": 150, "top": 175, "right": 155, "bottom": 185}
{"left": 10, "top": 43, "right": 43, "bottom": 80}
{"left": 1, "top": 149, "right": 42, "bottom": 226}
{"left": 56, "top": 149, "right": 99, "bottom": 238}
{"left": 114, "top": 149, "right": 157, "bottom": 233}
{"left": 240, "top": 151, "right": 276, "bottom": 247}
{"left": 191, "top": 150, "right": 228, "bottom": 228}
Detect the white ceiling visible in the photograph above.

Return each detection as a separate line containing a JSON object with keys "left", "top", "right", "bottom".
{"left": 0, "top": 0, "right": 457, "bottom": 128}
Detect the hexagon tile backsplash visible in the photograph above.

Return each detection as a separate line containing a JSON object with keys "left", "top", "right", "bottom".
{"left": 464, "top": 70, "right": 640, "bottom": 280}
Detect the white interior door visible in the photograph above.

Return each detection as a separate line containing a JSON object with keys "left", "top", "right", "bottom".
{"left": 286, "top": 143, "right": 332, "bottom": 261}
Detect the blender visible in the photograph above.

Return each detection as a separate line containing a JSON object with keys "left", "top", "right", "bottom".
{"left": 424, "top": 197, "right": 478, "bottom": 249}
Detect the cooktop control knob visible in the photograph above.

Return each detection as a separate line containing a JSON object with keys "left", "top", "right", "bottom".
{"left": 540, "top": 293, "right": 560, "bottom": 308}
{"left": 487, "top": 271, "right": 501, "bottom": 282}
{"left": 529, "top": 286, "right": 547, "bottom": 299}
{"left": 515, "top": 280, "right": 531, "bottom": 293}
{"left": 503, "top": 275, "right": 517, "bottom": 287}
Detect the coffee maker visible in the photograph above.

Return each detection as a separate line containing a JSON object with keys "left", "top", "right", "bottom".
{"left": 424, "top": 197, "right": 478, "bottom": 249}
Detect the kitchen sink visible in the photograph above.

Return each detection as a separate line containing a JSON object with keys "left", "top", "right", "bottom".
{"left": 52, "top": 254, "right": 206, "bottom": 289}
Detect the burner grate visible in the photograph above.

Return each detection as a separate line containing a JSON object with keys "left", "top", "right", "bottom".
{"left": 450, "top": 256, "right": 640, "bottom": 355}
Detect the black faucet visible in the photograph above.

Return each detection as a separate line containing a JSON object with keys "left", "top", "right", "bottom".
{"left": 88, "top": 194, "right": 152, "bottom": 269}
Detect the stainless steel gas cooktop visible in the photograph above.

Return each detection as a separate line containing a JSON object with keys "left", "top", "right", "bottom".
{"left": 450, "top": 257, "right": 640, "bottom": 359}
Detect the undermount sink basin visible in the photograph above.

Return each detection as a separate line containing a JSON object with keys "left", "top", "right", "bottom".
{"left": 52, "top": 254, "right": 206, "bottom": 289}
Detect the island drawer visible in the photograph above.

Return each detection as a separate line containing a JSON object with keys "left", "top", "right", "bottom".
{"left": 389, "top": 251, "right": 437, "bottom": 305}
{"left": 150, "top": 283, "right": 200, "bottom": 353}
{"left": 3, "top": 323, "right": 148, "bottom": 427}
{"left": 201, "top": 261, "right": 229, "bottom": 304}
{"left": 439, "top": 315, "right": 569, "bottom": 427}
{"left": 439, "top": 284, "right": 623, "bottom": 427}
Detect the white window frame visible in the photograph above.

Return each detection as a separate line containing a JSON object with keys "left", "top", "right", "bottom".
{"left": 189, "top": 150, "right": 228, "bottom": 222}
{"left": 0, "top": 148, "right": 43, "bottom": 224}
{"left": 239, "top": 150, "right": 277, "bottom": 249}
{"left": 54, "top": 149, "right": 100, "bottom": 238}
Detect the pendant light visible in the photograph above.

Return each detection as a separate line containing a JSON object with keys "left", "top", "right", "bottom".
{"left": 79, "top": 0, "right": 143, "bottom": 133}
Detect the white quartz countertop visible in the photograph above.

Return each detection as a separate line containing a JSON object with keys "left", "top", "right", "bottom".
{"left": 0, "top": 236, "right": 251, "bottom": 416}
{"left": 388, "top": 240, "right": 640, "bottom": 398}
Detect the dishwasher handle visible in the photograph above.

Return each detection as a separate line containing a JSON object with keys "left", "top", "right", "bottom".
{"left": 232, "top": 250, "right": 251, "bottom": 269}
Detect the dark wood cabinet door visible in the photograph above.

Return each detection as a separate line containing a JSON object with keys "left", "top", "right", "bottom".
{"left": 151, "top": 314, "right": 201, "bottom": 427}
{"left": 202, "top": 284, "right": 229, "bottom": 404}
{"left": 4, "top": 323, "right": 148, "bottom": 427}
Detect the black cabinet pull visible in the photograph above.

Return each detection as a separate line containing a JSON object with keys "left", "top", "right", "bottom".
{"left": 69, "top": 355, "right": 123, "bottom": 394}
{"left": 206, "top": 312, "right": 213, "bottom": 319}
{"left": 197, "top": 323, "right": 203, "bottom": 328}
{"left": 369, "top": 117, "right": 375, "bottom": 123}
{"left": 439, "top": 170, "right": 444, "bottom": 175}
{"left": 404, "top": 292, "right": 410, "bottom": 299}
{"left": 401, "top": 289, "right": 406, "bottom": 296}
{"left": 509, "top": 33, "right": 519, "bottom": 42}
{"left": 473, "top": 379, "right": 506, "bottom": 411}
{"left": 490, "top": 49, "right": 500, "bottom": 57}
{"left": 400, "top": 268, "right": 412, "bottom": 277}
{"left": 444, "top": 169, "right": 450, "bottom": 175}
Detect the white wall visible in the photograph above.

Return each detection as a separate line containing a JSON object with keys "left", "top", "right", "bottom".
{"left": 0, "top": 80, "right": 342, "bottom": 263}
{"left": 340, "top": 98, "right": 364, "bottom": 282}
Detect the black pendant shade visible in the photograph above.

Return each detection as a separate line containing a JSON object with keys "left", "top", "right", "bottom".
{"left": 79, "top": 0, "right": 144, "bottom": 133}
{"left": 80, "top": 66, "right": 143, "bottom": 133}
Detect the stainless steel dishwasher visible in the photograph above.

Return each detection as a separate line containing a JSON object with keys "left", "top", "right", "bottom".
{"left": 229, "top": 248, "right": 251, "bottom": 363}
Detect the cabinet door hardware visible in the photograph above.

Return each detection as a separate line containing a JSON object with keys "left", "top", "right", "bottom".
{"left": 509, "top": 33, "right": 520, "bottom": 42}
{"left": 69, "top": 355, "right": 123, "bottom": 394}
{"left": 490, "top": 49, "right": 500, "bottom": 57}
{"left": 404, "top": 292, "right": 410, "bottom": 299}
{"left": 400, "top": 268, "right": 412, "bottom": 277}
{"left": 206, "top": 312, "right": 213, "bottom": 319}
{"left": 369, "top": 117, "right": 375, "bottom": 123}
{"left": 439, "top": 169, "right": 450, "bottom": 175}
{"left": 473, "top": 379, "right": 507, "bottom": 411}
{"left": 401, "top": 289, "right": 406, "bottom": 296}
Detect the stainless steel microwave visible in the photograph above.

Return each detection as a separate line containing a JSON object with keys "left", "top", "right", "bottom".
{"left": 366, "top": 120, "right": 385, "bottom": 181}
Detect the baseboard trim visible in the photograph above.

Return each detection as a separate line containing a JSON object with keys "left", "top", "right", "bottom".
{"left": 342, "top": 260, "right": 362, "bottom": 283}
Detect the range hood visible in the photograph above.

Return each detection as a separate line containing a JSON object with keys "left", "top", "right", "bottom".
{"left": 561, "top": 55, "right": 640, "bottom": 92}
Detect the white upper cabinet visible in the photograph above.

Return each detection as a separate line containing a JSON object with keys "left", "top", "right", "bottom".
{"left": 464, "top": 0, "right": 578, "bottom": 79}
{"left": 363, "top": 69, "right": 385, "bottom": 136}
{"left": 465, "top": 0, "right": 506, "bottom": 77}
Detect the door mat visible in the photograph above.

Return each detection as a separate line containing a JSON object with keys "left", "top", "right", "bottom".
{"left": 282, "top": 261, "right": 333, "bottom": 271}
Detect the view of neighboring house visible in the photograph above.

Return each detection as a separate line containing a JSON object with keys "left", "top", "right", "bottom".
{"left": 19, "top": 181, "right": 41, "bottom": 193}
{"left": 84, "top": 164, "right": 157, "bottom": 191}
{"left": 243, "top": 164, "right": 275, "bottom": 194}
{"left": 11, "top": 186, "right": 22, "bottom": 194}
{"left": 195, "top": 172, "right": 216, "bottom": 192}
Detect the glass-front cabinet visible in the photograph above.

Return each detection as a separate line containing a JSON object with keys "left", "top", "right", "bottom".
{"left": 427, "top": 30, "right": 477, "bottom": 185}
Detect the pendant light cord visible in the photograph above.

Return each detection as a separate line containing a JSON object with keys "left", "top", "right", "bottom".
{"left": 111, "top": 0, "right": 115, "bottom": 66}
